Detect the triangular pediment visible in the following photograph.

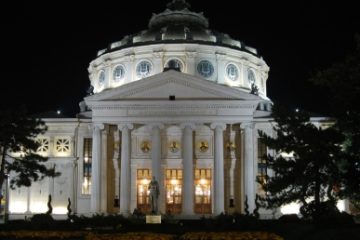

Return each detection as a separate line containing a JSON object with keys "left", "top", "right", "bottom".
{"left": 85, "top": 70, "right": 262, "bottom": 102}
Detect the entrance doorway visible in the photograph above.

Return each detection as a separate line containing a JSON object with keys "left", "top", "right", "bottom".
{"left": 195, "top": 168, "right": 211, "bottom": 214}
{"left": 165, "top": 169, "right": 182, "bottom": 214}
{"left": 136, "top": 169, "right": 151, "bottom": 214}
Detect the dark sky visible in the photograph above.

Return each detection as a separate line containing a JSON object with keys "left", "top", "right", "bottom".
{"left": 1, "top": 1, "right": 359, "bottom": 116}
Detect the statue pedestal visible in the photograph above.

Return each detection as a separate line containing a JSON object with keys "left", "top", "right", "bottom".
{"left": 146, "top": 215, "right": 161, "bottom": 224}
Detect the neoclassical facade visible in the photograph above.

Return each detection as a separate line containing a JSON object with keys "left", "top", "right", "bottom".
{"left": 5, "top": 0, "right": 336, "bottom": 219}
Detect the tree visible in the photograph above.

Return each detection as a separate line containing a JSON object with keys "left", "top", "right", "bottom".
{"left": 258, "top": 104, "right": 344, "bottom": 219}
{"left": 0, "top": 106, "right": 60, "bottom": 194}
{"left": 310, "top": 34, "right": 360, "bottom": 208}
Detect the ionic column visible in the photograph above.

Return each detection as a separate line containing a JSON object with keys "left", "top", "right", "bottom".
{"left": 148, "top": 123, "right": 164, "bottom": 213}
{"left": 210, "top": 122, "right": 227, "bottom": 215}
{"left": 91, "top": 123, "right": 104, "bottom": 213}
{"left": 180, "top": 123, "right": 196, "bottom": 215}
{"left": 112, "top": 131, "right": 121, "bottom": 209}
{"left": 118, "top": 124, "right": 134, "bottom": 216}
{"left": 241, "top": 122, "right": 255, "bottom": 213}
{"left": 149, "top": 123, "right": 164, "bottom": 182}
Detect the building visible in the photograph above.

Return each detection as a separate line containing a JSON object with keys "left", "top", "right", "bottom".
{"left": 6, "top": 0, "right": 342, "bottom": 219}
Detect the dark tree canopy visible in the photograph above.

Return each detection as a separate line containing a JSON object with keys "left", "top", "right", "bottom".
{"left": 310, "top": 34, "right": 360, "bottom": 208}
{"left": 258, "top": 104, "right": 344, "bottom": 219}
{"left": 0, "top": 106, "right": 60, "bottom": 191}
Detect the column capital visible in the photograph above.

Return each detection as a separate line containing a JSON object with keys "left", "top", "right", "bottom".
{"left": 117, "top": 123, "right": 134, "bottom": 131}
{"left": 91, "top": 123, "right": 105, "bottom": 131}
{"left": 185, "top": 52, "right": 197, "bottom": 58}
{"left": 210, "top": 122, "right": 227, "bottom": 131}
{"left": 240, "top": 122, "right": 254, "bottom": 130}
{"left": 216, "top": 53, "right": 227, "bottom": 60}
{"left": 180, "top": 122, "right": 196, "bottom": 130}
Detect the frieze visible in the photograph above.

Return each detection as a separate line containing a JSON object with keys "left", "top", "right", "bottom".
{"left": 128, "top": 109, "right": 217, "bottom": 116}
{"left": 92, "top": 103, "right": 256, "bottom": 111}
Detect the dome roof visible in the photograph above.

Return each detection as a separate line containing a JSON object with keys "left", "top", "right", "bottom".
{"left": 97, "top": 0, "right": 259, "bottom": 57}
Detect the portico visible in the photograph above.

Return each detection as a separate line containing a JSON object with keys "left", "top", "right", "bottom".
{"left": 85, "top": 70, "right": 262, "bottom": 216}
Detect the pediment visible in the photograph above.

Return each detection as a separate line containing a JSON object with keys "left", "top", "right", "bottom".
{"left": 85, "top": 70, "right": 262, "bottom": 102}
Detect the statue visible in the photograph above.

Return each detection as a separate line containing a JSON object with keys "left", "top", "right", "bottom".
{"left": 250, "top": 83, "right": 259, "bottom": 96}
{"left": 148, "top": 176, "right": 160, "bottom": 214}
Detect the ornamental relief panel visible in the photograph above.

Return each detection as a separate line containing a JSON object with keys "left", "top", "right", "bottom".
{"left": 131, "top": 126, "right": 151, "bottom": 159}
{"left": 132, "top": 136, "right": 152, "bottom": 159}
{"left": 162, "top": 125, "right": 182, "bottom": 159}
{"left": 195, "top": 136, "right": 214, "bottom": 159}
{"left": 162, "top": 137, "right": 182, "bottom": 159}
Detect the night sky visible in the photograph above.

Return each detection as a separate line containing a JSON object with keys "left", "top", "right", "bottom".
{"left": 1, "top": 1, "right": 359, "bottom": 117}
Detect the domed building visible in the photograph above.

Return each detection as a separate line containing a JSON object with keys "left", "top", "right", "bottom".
{"left": 7, "top": 0, "right": 319, "bottom": 219}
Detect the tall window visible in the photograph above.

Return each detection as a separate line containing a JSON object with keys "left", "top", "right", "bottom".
{"left": 195, "top": 169, "right": 211, "bottom": 214}
{"left": 82, "top": 138, "right": 92, "bottom": 195}
{"left": 137, "top": 169, "right": 151, "bottom": 213}
{"left": 165, "top": 169, "right": 182, "bottom": 214}
{"left": 257, "top": 138, "right": 267, "bottom": 194}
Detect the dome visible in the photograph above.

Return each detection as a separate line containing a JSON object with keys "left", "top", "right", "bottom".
{"left": 88, "top": 0, "right": 269, "bottom": 99}
{"left": 98, "top": 0, "right": 257, "bottom": 56}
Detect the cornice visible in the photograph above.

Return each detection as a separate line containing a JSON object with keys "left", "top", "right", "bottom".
{"left": 89, "top": 101, "right": 258, "bottom": 111}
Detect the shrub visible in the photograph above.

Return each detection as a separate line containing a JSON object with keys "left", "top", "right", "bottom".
{"left": 30, "top": 214, "right": 54, "bottom": 229}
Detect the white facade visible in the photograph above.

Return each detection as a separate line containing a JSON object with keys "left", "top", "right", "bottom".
{"left": 6, "top": 0, "right": 320, "bottom": 219}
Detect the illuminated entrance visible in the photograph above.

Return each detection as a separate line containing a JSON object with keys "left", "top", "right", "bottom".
{"left": 165, "top": 169, "right": 182, "bottom": 214}
{"left": 195, "top": 169, "right": 211, "bottom": 214}
{"left": 136, "top": 169, "right": 151, "bottom": 213}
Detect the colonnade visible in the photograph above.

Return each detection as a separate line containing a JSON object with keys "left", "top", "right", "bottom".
{"left": 90, "top": 122, "right": 256, "bottom": 216}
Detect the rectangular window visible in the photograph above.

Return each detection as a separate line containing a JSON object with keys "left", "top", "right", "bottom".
{"left": 257, "top": 138, "right": 267, "bottom": 194}
{"left": 194, "top": 168, "right": 211, "bottom": 214}
{"left": 165, "top": 169, "right": 182, "bottom": 214}
{"left": 82, "top": 138, "right": 92, "bottom": 195}
{"left": 137, "top": 169, "right": 151, "bottom": 214}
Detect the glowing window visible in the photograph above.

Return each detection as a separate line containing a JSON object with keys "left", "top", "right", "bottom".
{"left": 226, "top": 63, "right": 239, "bottom": 81}
{"left": 248, "top": 69, "right": 256, "bottom": 85}
{"left": 98, "top": 70, "right": 105, "bottom": 86}
{"left": 137, "top": 169, "right": 152, "bottom": 214}
{"left": 82, "top": 138, "right": 92, "bottom": 195}
{"left": 257, "top": 138, "right": 267, "bottom": 195}
{"left": 113, "top": 65, "right": 125, "bottom": 82}
{"left": 136, "top": 61, "right": 152, "bottom": 78}
{"left": 165, "top": 169, "right": 182, "bottom": 214}
{"left": 194, "top": 168, "right": 211, "bottom": 214}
